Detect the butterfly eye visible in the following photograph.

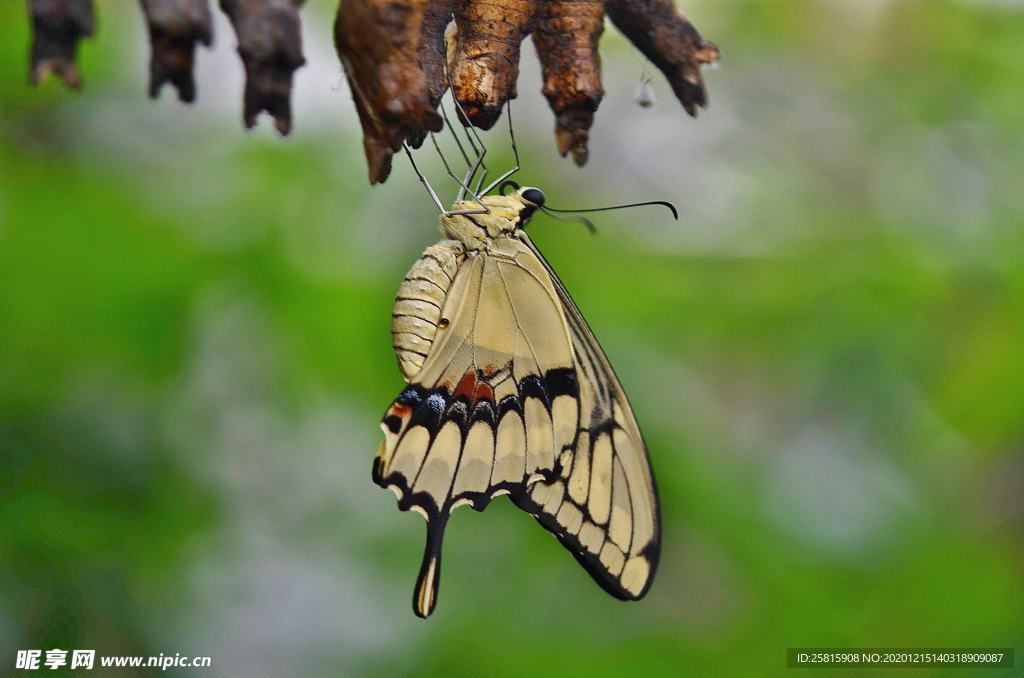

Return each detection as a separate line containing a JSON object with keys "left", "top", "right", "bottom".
{"left": 520, "top": 187, "right": 545, "bottom": 206}
{"left": 438, "top": 318, "right": 450, "bottom": 329}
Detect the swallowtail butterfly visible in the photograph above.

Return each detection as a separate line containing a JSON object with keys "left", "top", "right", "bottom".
{"left": 377, "top": 183, "right": 661, "bottom": 617}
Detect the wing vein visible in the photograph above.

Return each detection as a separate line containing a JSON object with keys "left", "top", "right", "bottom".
{"left": 494, "top": 260, "right": 546, "bottom": 391}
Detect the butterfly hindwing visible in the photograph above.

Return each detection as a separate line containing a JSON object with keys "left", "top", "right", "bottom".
{"left": 377, "top": 238, "right": 578, "bottom": 616}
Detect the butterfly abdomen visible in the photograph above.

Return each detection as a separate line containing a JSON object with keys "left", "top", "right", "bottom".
{"left": 392, "top": 240, "right": 466, "bottom": 380}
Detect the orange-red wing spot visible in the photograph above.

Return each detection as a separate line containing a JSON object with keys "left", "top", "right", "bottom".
{"left": 453, "top": 372, "right": 478, "bottom": 400}
{"left": 389, "top": 403, "right": 412, "bottom": 418}
{"left": 451, "top": 371, "right": 495, "bottom": 407}
{"left": 474, "top": 381, "right": 494, "bottom": 405}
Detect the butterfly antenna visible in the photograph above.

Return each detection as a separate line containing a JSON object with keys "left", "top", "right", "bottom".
{"left": 481, "top": 100, "right": 521, "bottom": 196}
{"left": 539, "top": 206, "right": 596, "bottom": 234}
{"left": 404, "top": 144, "right": 449, "bottom": 214}
{"left": 544, "top": 200, "right": 679, "bottom": 220}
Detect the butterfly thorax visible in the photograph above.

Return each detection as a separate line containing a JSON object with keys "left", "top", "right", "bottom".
{"left": 441, "top": 194, "right": 529, "bottom": 251}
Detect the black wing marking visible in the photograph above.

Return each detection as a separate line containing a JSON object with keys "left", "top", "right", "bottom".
{"left": 514, "top": 231, "right": 662, "bottom": 601}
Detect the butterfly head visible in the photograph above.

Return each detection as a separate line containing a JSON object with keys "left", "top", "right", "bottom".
{"left": 441, "top": 186, "right": 546, "bottom": 250}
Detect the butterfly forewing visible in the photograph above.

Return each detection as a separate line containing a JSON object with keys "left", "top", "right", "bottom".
{"left": 376, "top": 200, "right": 660, "bottom": 616}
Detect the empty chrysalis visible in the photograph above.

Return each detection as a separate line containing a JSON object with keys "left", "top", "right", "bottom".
{"left": 378, "top": 97, "right": 674, "bottom": 617}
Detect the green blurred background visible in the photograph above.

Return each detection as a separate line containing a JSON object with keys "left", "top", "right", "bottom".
{"left": 2, "top": 0, "right": 1023, "bottom": 675}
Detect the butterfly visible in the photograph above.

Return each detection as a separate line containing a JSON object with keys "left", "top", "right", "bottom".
{"left": 376, "top": 182, "right": 661, "bottom": 617}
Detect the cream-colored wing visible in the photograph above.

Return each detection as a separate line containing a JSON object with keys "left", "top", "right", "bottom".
{"left": 376, "top": 237, "right": 579, "bottom": 617}
{"left": 515, "top": 231, "right": 661, "bottom": 601}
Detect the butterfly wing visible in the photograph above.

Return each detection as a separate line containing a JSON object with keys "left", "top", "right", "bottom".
{"left": 377, "top": 237, "right": 580, "bottom": 617}
{"left": 377, "top": 233, "right": 660, "bottom": 616}
{"left": 515, "top": 231, "right": 661, "bottom": 601}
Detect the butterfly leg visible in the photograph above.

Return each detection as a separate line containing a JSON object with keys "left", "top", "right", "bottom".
{"left": 481, "top": 101, "right": 522, "bottom": 196}
{"left": 403, "top": 145, "right": 449, "bottom": 214}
